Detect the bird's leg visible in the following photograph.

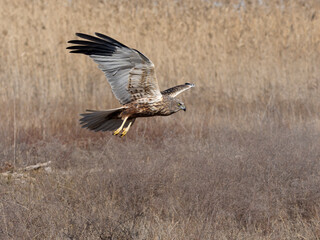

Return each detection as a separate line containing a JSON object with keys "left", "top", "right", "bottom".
{"left": 120, "top": 121, "right": 133, "bottom": 137}
{"left": 113, "top": 117, "right": 128, "bottom": 135}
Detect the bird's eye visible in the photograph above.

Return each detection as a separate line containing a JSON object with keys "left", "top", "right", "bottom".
{"left": 178, "top": 103, "right": 181, "bottom": 106}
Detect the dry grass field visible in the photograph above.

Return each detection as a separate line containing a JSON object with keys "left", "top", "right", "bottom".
{"left": 1, "top": 0, "right": 320, "bottom": 239}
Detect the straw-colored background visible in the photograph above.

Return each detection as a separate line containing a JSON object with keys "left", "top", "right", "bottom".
{"left": 1, "top": 0, "right": 320, "bottom": 239}
{"left": 1, "top": 0, "right": 319, "bottom": 140}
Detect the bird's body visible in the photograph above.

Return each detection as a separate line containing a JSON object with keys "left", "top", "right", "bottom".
{"left": 67, "top": 32, "right": 194, "bottom": 136}
{"left": 123, "top": 95, "right": 183, "bottom": 118}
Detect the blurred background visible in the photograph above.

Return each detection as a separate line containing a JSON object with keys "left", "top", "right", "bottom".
{"left": 1, "top": 0, "right": 319, "bottom": 142}
{"left": 1, "top": 0, "right": 320, "bottom": 239}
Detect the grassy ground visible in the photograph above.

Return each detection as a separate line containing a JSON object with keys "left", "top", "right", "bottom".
{"left": 1, "top": 0, "right": 320, "bottom": 239}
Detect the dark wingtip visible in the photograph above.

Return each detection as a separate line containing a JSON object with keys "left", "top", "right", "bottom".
{"left": 95, "top": 32, "right": 129, "bottom": 48}
{"left": 185, "top": 83, "right": 195, "bottom": 87}
{"left": 94, "top": 32, "right": 105, "bottom": 37}
{"left": 75, "top": 32, "right": 86, "bottom": 37}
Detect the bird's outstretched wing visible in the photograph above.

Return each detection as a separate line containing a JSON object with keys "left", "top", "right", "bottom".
{"left": 67, "top": 33, "right": 162, "bottom": 105}
{"left": 161, "top": 83, "right": 195, "bottom": 98}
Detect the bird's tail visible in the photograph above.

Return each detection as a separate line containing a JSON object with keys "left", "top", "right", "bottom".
{"left": 79, "top": 108, "right": 127, "bottom": 132}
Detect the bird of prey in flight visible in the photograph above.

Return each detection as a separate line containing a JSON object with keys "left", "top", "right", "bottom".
{"left": 67, "top": 32, "right": 195, "bottom": 137}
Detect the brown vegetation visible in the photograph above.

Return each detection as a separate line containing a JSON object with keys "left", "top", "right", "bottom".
{"left": 1, "top": 0, "right": 320, "bottom": 239}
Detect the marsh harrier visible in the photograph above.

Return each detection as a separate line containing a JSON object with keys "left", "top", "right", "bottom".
{"left": 67, "top": 33, "right": 195, "bottom": 137}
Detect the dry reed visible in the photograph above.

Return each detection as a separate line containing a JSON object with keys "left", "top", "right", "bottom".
{"left": 1, "top": 0, "right": 320, "bottom": 239}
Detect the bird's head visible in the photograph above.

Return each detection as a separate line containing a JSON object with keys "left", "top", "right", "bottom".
{"left": 172, "top": 98, "right": 186, "bottom": 112}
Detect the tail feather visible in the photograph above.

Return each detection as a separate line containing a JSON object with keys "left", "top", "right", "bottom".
{"left": 95, "top": 119, "right": 121, "bottom": 132}
{"left": 80, "top": 108, "right": 126, "bottom": 132}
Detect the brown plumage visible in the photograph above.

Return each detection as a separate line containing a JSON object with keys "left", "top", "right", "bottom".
{"left": 67, "top": 33, "right": 195, "bottom": 137}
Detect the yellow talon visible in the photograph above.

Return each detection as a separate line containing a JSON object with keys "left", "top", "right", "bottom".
{"left": 120, "top": 129, "right": 128, "bottom": 137}
{"left": 120, "top": 121, "right": 133, "bottom": 137}
{"left": 113, "top": 117, "right": 128, "bottom": 136}
{"left": 113, "top": 128, "right": 122, "bottom": 135}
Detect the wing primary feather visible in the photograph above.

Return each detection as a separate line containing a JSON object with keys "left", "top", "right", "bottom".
{"left": 161, "top": 83, "right": 195, "bottom": 97}
{"left": 67, "top": 35, "right": 118, "bottom": 55}
{"left": 69, "top": 50, "right": 113, "bottom": 55}
{"left": 67, "top": 46, "right": 115, "bottom": 56}
{"left": 67, "top": 40, "right": 115, "bottom": 51}
{"left": 95, "top": 32, "right": 128, "bottom": 48}
{"left": 75, "top": 33, "right": 113, "bottom": 45}
{"left": 67, "top": 45, "right": 113, "bottom": 51}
